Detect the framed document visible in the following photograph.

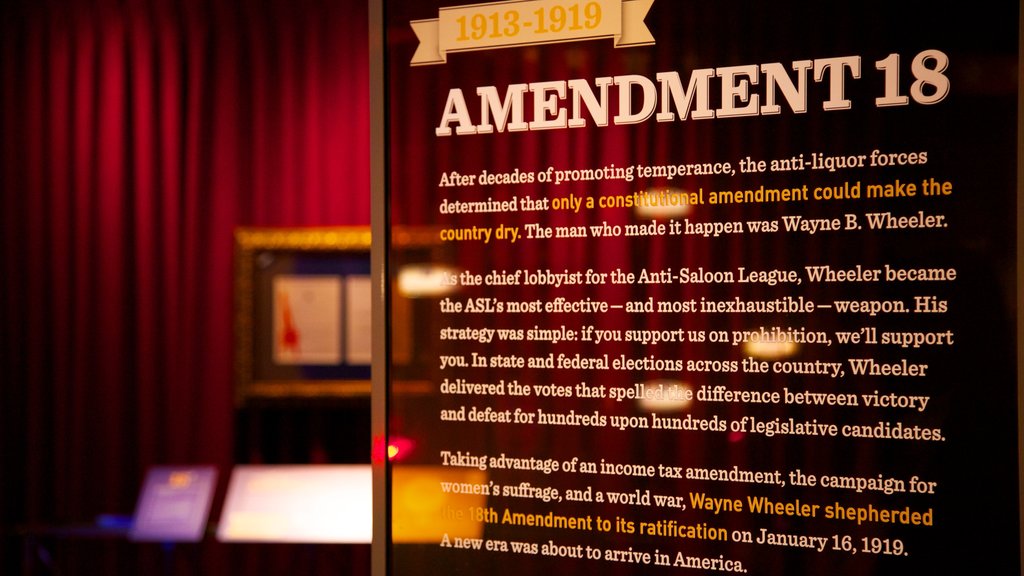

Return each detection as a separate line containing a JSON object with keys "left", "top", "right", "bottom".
{"left": 234, "top": 227, "right": 372, "bottom": 403}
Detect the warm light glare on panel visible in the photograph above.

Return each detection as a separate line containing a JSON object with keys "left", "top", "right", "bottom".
{"left": 391, "top": 467, "right": 487, "bottom": 543}
{"left": 635, "top": 379, "right": 693, "bottom": 413}
{"left": 743, "top": 340, "right": 800, "bottom": 359}
{"left": 633, "top": 188, "right": 696, "bottom": 219}
{"left": 397, "top": 264, "right": 459, "bottom": 297}
{"left": 388, "top": 436, "right": 416, "bottom": 461}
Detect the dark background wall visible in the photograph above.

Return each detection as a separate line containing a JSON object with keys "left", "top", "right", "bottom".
{"left": 1, "top": 0, "right": 371, "bottom": 573}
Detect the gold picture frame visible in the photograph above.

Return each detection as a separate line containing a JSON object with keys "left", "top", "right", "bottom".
{"left": 234, "top": 227, "right": 373, "bottom": 404}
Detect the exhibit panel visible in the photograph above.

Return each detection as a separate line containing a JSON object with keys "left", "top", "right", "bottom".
{"left": 376, "top": 1, "right": 1021, "bottom": 574}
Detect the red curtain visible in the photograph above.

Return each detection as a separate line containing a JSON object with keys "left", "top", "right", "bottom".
{"left": 1, "top": 0, "right": 369, "bottom": 573}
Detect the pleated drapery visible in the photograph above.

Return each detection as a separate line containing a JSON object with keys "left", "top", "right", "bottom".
{"left": 1, "top": 1, "right": 370, "bottom": 573}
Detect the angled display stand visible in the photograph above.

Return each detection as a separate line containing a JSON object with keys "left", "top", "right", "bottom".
{"left": 217, "top": 465, "right": 372, "bottom": 544}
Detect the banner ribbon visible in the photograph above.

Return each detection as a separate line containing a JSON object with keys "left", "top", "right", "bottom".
{"left": 411, "top": 0, "right": 654, "bottom": 66}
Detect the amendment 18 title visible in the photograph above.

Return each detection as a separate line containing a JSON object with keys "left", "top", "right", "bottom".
{"left": 436, "top": 50, "right": 949, "bottom": 137}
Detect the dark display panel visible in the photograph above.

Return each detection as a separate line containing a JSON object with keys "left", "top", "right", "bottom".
{"left": 382, "top": 2, "right": 1020, "bottom": 574}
